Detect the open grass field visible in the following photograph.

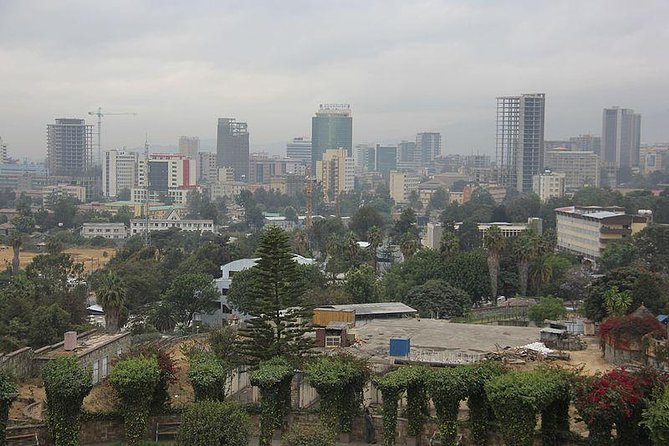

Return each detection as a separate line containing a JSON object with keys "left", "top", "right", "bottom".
{"left": 0, "top": 246, "right": 116, "bottom": 272}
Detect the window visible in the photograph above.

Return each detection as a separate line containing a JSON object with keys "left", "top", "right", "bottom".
{"left": 92, "top": 361, "right": 100, "bottom": 384}
{"left": 101, "top": 356, "right": 109, "bottom": 379}
{"left": 325, "top": 336, "right": 341, "bottom": 348}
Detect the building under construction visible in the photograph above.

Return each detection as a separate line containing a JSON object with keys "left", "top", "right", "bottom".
{"left": 46, "top": 118, "right": 93, "bottom": 177}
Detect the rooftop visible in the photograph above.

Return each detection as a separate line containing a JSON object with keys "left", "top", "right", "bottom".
{"left": 35, "top": 330, "right": 130, "bottom": 360}
{"left": 316, "top": 302, "right": 417, "bottom": 317}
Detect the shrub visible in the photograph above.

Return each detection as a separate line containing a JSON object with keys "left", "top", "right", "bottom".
{"left": 42, "top": 356, "right": 92, "bottom": 446}
{"left": 485, "top": 368, "right": 571, "bottom": 446}
{"left": 527, "top": 296, "right": 566, "bottom": 325}
{"left": 121, "top": 345, "right": 177, "bottom": 412}
{"left": 0, "top": 371, "right": 18, "bottom": 446}
{"left": 461, "top": 361, "right": 506, "bottom": 446}
{"left": 575, "top": 367, "right": 667, "bottom": 445}
{"left": 282, "top": 424, "right": 336, "bottom": 446}
{"left": 187, "top": 352, "right": 227, "bottom": 402}
{"left": 642, "top": 386, "right": 669, "bottom": 446}
{"left": 305, "top": 354, "right": 369, "bottom": 434}
{"left": 176, "top": 399, "right": 249, "bottom": 446}
{"left": 428, "top": 367, "right": 467, "bottom": 446}
{"left": 599, "top": 314, "right": 666, "bottom": 347}
{"left": 110, "top": 356, "right": 160, "bottom": 446}
{"left": 250, "top": 357, "right": 294, "bottom": 446}
{"left": 373, "top": 373, "right": 405, "bottom": 446}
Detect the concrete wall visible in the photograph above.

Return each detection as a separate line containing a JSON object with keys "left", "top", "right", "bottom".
{"left": 0, "top": 347, "right": 34, "bottom": 378}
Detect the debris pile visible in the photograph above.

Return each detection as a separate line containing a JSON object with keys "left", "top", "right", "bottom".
{"left": 484, "top": 342, "right": 570, "bottom": 364}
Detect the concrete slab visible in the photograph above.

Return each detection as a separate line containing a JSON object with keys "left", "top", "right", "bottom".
{"left": 348, "top": 318, "right": 541, "bottom": 363}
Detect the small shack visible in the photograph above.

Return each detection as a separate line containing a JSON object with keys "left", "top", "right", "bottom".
{"left": 540, "top": 321, "right": 587, "bottom": 350}
{"left": 315, "top": 321, "right": 351, "bottom": 348}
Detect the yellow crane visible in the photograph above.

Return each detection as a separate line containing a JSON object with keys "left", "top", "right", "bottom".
{"left": 88, "top": 106, "right": 137, "bottom": 165}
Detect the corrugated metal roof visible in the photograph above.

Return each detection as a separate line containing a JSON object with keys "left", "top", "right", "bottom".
{"left": 318, "top": 302, "right": 417, "bottom": 316}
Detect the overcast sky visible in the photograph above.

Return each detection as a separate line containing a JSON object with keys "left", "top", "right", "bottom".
{"left": 1, "top": 0, "right": 668, "bottom": 160}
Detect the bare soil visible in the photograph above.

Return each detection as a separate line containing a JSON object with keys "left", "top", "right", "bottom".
{"left": 0, "top": 246, "right": 115, "bottom": 272}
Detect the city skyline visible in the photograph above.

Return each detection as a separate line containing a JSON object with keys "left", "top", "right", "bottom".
{"left": 0, "top": 1, "right": 668, "bottom": 159}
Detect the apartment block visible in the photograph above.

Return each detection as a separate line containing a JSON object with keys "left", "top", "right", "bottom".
{"left": 544, "top": 149, "right": 600, "bottom": 191}
{"left": 555, "top": 206, "right": 648, "bottom": 261}
{"left": 103, "top": 149, "right": 138, "bottom": 198}
{"left": 315, "top": 148, "right": 354, "bottom": 201}
{"left": 532, "top": 171, "right": 566, "bottom": 201}
{"left": 389, "top": 170, "right": 420, "bottom": 204}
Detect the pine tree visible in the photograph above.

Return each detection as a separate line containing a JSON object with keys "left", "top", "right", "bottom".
{"left": 239, "top": 226, "right": 313, "bottom": 365}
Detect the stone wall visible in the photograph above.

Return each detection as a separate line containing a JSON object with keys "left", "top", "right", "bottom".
{"left": 0, "top": 347, "right": 34, "bottom": 379}
{"left": 604, "top": 342, "right": 644, "bottom": 365}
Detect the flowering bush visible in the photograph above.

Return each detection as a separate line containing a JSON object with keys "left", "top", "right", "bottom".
{"left": 599, "top": 315, "right": 665, "bottom": 349}
{"left": 574, "top": 367, "right": 667, "bottom": 445}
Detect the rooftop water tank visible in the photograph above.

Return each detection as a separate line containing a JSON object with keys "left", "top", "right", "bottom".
{"left": 389, "top": 337, "right": 411, "bottom": 357}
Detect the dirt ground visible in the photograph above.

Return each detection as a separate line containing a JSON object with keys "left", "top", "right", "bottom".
{"left": 0, "top": 246, "right": 115, "bottom": 272}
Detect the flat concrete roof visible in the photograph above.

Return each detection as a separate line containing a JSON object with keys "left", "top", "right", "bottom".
{"left": 347, "top": 319, "right": 540, "bottom": 363}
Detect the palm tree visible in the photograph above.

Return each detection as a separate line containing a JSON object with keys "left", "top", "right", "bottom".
{"left": 97, "top": 271, "right": 127, "bottom": 333}
{"left": 9, "top": 233, "right": 23, "bottom": 276}
{"left": 399, "top": 233, "right": 419, "bottom": 260}
{"left": 513, "top": 230, "right": 540, "bottom": 297}
{"left": 367, "top": 226, "right": 384, "bottom": 274}
{"left": 439, "top": 230, "right": 460, "bottom": 257}
{"left": 345, "top": 232, "right": 358, "bottom": 260}
{"left": 483, "top": 225, "right": 506, "bottom": 301}
{"left": 530, "top": 255, "right": 553, "bottom": 294}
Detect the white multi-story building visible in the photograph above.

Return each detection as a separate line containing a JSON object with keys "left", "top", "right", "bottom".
{"left": 544, "top": 149, "right": 600, "bottom": 191}
{"left": 130, "top": 211, "right": 215, "bottom": 235}
{"left": 103, "top": 149, "right": 138, "bottom": 198}
{"left": 197, "top": 152, "right": 218, "bottom": 184}
{"left": 422, "top": 219, "right": 543, "bottom": 249}
{"left": 315, "top": 148, "right": 354, "bottom": 201}
{"left": 389, "top": 170, "right": 420, "bottom": 204}
{"left": 555, "top": 206, "right": 648, "bottom": 261}
{"left": 137, "top": 153, "right": 197, "bottom": 190}
{"left": 0, "top": 137, "right": 8, "bottom": 164}
{"left": 81, "top": 222, "right": 128, "bottom": 240}
{"left": 532, "top": 171, "right": 566, "bottom": 201}
{"left": 286, "top": 137, "right": 312, "bottom": 166}
{"left": 131, "top": 187, "right": 194, "bottom": 205}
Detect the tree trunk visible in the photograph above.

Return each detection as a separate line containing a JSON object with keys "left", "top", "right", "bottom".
{"left": 519, "top": 260, "right": 529, "bottom": 297}
{"left": 105, "top": 310, "right": 119, "bottom": 333}
{"left": 11, "top": 241, "right": 20, "bottom": 276}
{"left": 487, "top": 254, "right": 499, "bottom": 304}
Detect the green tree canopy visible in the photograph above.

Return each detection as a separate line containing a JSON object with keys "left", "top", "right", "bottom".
{"left": 528, "top": 296, "right": 567, "bottom": 325}
{"left": 404, "top": 279, "right": 471, "bottom": 318}
{"left": 163, "top": 272, "right": 219, "bottom": 328}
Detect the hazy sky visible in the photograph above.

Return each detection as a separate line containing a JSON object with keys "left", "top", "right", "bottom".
{"left": 1, "top": 0, "right": 668, "bottom": 160}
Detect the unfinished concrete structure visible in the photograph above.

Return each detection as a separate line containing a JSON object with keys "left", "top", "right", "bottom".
{"left": 46, "top": 118, "right": 93, "bottom": 177}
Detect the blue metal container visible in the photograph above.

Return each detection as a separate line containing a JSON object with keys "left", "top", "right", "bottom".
{"left": 389, "top": 337, "right": 411, "bottom": 357}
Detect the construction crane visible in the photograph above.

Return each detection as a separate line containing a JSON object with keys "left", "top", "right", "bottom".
{"left": 87, "top": 107, "right": 137, "bottom": 166}
{"left": 304, "top": 167, "right": 314, "bottom": 229}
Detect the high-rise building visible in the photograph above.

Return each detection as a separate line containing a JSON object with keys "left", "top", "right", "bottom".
{"left": 315, "top": 148, "right": 354, "bottom": 202}
{"left": 103, "top": 149, "right": 139, "bottom": 198}
{"left": 311, "top": 104, "right": 352, "bottom": 171}
{"left": 570, "top": 134, "right": 601, "bottom": 155}
{"left": 415, "top": 132, "right": 441, "bottom": 166}
{"left": 0, "top": 137, "right": 7, "bottom": 164}
{"left": 375, "top": 145, "right": 398, "bottom": 177}
{"left": 178, "top": 136, "right": 200, "bottom": 159}
{"left": 397, "top": 140, "right": 420, "bottom": 169}
{"left": 496, "top": 94, "right": 545, "bottom": 192}
{"left": 216, "top": 118, "right": 249, "bottom": 181}
{"left": 532, "top": 170, "right": 566, "bottom": 202}
{"left": 389, "top": 170, "right": 420, "bottom": 204}
{"left": 544, "top": 149, "right": 600, "bottom": 191}
{"left": 286, "top": 137, "right": 312, "bottom": 166}
{"left": 137, "top": 153, "right": 197, "bottom": 192}
{"left": 197, "top": 152, "right": 218, "bottom": 184}
{"left": 355, "top": 144, "right": 376, "bottom": 173}
{"left": 602, "top": 107, "right": 641, "bottom": 170}
{"left": 46, "top": 118, "right": 94, "bottom": 176}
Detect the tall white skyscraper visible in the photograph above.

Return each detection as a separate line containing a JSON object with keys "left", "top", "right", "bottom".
{"left": 103, "top": 149, "right": 139, "bottom": 198}
{"left": 496, "top": 93, "right": 545, "bottom": 192}
{"left": 178, "top": 136, "right": 200, "bottom": 159}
